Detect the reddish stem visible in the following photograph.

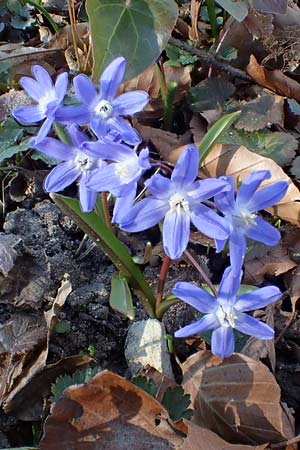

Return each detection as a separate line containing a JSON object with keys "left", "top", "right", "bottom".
{"left": 156, "top": 256, "right": 172, "bottom": 310}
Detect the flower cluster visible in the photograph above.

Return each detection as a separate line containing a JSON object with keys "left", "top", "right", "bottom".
{"left": 13, "top": 57, "right": 288, "bottom": 359}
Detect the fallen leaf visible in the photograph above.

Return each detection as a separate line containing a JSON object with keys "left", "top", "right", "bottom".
{"left": 246, "top": 55, "right": 300, "bottom": 100}
{"left": 236, "top": 93, "right": 284, "bottom": 131}
{"left": 181, "top": 351, "right": 295, "bottom": 445}
{"left": 40, "top": 371, "right": 184, "bottom": 449}
{"left": 178, "top": 421, "right": 269, "bottom": 450}
{"left": 253, "top": 0, "right": 288, "bottom": 14}
{"left": 0, "top": 233, "right": 21, "bottom": 277}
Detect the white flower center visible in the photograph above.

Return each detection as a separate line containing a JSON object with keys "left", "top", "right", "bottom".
{"left": 74, "top": 153, "right": 95, "bottom": 171}
{"left": 39, "top": 90, "right": 58, "bottom": 114}
{"left": 232, "top": 207, "right": 257, "bottom": 229}
{"left": 216, "top": 304, "right": 237, "bottom": 328}
{"left": 169, "top": 193, "right": 190, "bottom": 213}
{"left": 94, "top": 99, "right": 113, "bottom": 119}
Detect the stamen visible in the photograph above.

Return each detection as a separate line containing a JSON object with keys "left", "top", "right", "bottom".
{"left": 94, "top": 99, "right": 113, "bottom": 119}
{"left": 216, "top": 305, "right": 237, "bottom": 328}
{"left": 75, "top": 154, "right": 94, "bottom": 171}
{"left": 169, "top": 193, "right": 190, "bottom": 213}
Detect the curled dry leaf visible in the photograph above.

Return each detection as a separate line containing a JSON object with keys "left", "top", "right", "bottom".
{"left": 246, "top": 55, "right": 300, "bottom": 100}
{"left": 181, "top": 351, "right": 295, "bottom": 445}
{"left": 40, "top": 370, "right": 184, "bottom": 450}
{"left": 178, "top": 421, "right": 268, "bottom": 450}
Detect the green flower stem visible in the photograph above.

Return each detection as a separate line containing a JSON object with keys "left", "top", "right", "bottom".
{"left": 156, "top": 255, "right": 171, "bottom": 311}
{"left": 184, "top": 249, "right": 217, "bottom": 297}
{"left": 206, "top": 0, "right": 218, "bottom": 41}
{"left": 156, "top": 296, "right": 179, "bottom": 320}
{"left": 163, "top": 81, "right": 177, "bottom": 131}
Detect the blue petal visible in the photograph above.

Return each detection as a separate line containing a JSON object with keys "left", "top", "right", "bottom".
{"left": 245, "top": 216, "right": 280, "bottom": 246}
{"left": 211, "top": 326, "right": 235, "bottom": 358}
{"left": 90, "top": 117, "right": 109, "bottom": 139}
{"left": 246, "top": 181, "right": 289, "bottom": 212}
{"left": 172, "top": 282, "right": 216, "bottom": 313}
{"left": 32, "top": 137, "right": 76, "bottom": 161}
{"left": 13, "top": 105, "right": 45, "bottom": 124}
{"left": 120, "top": 198, "right": 168, "bottom": 232}
{"left": 145, "top": 174, "right": 172, "bottom": 199}
{"left": 138, "top": 148, "right": 151, "bottom": 171}
{"left": 214, "top": 176, "right": 235, "bottom": 214}
{"left": 100, "top": 57, "right": 126, "bottom": 100}
{"left": 189, "top": 178, "right": 230, "bottom": 202}
{"left": 79, "top": 173, "right": 97, "bottom": 212}
{"left": 171, "top": 146, "right": 199, "bottom": 189}
{"left": 108, "top": 117, "right": 142, "bottom": 145}
{"left": 67, "top": 124, "right": 89, "bottom": 148}
{"left": 215, "top": 238, "right": 227, "bottom": 253}
{"left": 55, "top": 105, "right": 90, "bottom": 125}
{"left": 34, "top": 117, "right": 54, "bottom": 144}
{"left": 162, "top": 208, "right": 190, "bottom": 259}
{"left": 218, "top": 266, "right": 242, "bottom": 303}
{"left": 113, "top": 189, "right": 136, "bottom": 224}
{"left": 20, "top": 77, "right": 42, "bottom": 101}
{"left": 190, "top": 204, "right": 230, "bottom": 240}
{"left": 236, "top": 170, "right": 271, "bottom": 207}
{"left": 83, "top": 140, "right": 135, "bottom": 161}
{"left": 54, "top": 71, "right": 69, "bottom": 102}
{"left": 113, "top": 91, "right": 149, "bottom": 115}
{"left": 175, "top": 313, "right": 219, "bottom": 338}
{"left": 229, "top": 232, "right": 246, "bottom": 276}
{"left": 234, "top": 312, "right": 274, "bottom": 339}
{"left": 32, "top": 65, "right": 53, "bottom": 90}
{"left": 86, "top": 165, "right": 119, "bottom": 193}
{"left": 44, "top": 161, "right": 79, "bottom": 192}
{"left": 235, "top": 286, "right": 282, "bottom": 311}
{"left": 73, "top": 74, "right": 97, "bottom": 105}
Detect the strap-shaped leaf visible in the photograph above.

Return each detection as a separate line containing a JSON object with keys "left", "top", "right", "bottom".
{"left": 52, "top": 194, "right": 155, "bottom": 317}
{"left": 110, "top": 272, "right": 135, "bottom": 319}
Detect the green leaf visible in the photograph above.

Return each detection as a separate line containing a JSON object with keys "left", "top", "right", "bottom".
{"left": 165, "top": 44, "right": 198, "bottom": 67}
{"left": 235, "top": 93, "right": 279, "bottom": 131}
{"left": 188, "top": 78, "right": 235, "bottom": 112}
{"left": 86, "top": 0, "right": 178, "bottom": 81}
{"left": 0, "top": 118, "right": 32, "bottom": 162}
{"left": 198, "top": 111, "right": 240, "bottom": 164}
{"left": 291, "top": 155, "right": 300, "bottom": 179}
{"left": 51, "top": 194, "right": 156, "bottom": 317}
{"left": 110, "top": 272, "right": 135, "bottom": 319}
{"left": 51, "top": 367, "right": 101, "bottom": 403}
{"left": 215, "top": 0, "right": 249, "bottom": 22}
{"left": 218, "top": 46, "right": 238, "bottom": 61}
{"left": 131, "top": 375, "right": 157, "bottom": 397}
{"left": 218, "top": 127, "right": 297, "bottom": 166}
{"left": 161, "top": 386, "right": 193, "bottom": 422}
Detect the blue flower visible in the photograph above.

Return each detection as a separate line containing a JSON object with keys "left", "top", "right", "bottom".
{"left": 174, "top": 266, "right": 281, "bottom": 358}
{"left": 56, "top": 57, "right": 149, "bottom": 145}
{"left": 83, "top": 141, "right": 151, "bottom": 197}
{"left": 119, "top": 145, "right": 231, "bottom": 260}
{"left": 214, "top": 171, "right": 289, "bottom": 275}
{"left": 31, "top": 124, "right": 116, "bottom": 212}
{"left": 13, "top": 65, "right": 68, "bottom": 144}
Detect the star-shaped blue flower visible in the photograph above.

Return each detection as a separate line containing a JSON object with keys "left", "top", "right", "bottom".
{"left": 214, "top": 171, "right": 289, "bottom": 275}
{"left": 174, "top": 266, "right": 281, "bottom": 358}
{"left": 119, "top": 145, "right": 231, "bottom": 260}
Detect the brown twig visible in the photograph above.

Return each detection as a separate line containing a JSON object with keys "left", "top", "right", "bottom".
{"left": 169, "top": 37, "right": 252, "bottom": 82}
{"left": 270, "top": 433, "right": 300, "bottom": 448}
{"left": 184, "top": 249, "right": 218, "bottom": 297}
{"left": 156, "top": 256, "right": 172, "bottom": 310}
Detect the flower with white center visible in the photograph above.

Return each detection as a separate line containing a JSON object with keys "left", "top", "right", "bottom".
{"left": 214, "top": 172, "right": 289, "bottom": 275}
{"left": 56, "top": 57, "right": 149, "bottom": 145}
{"left": 119, "top": 145, "right": 231, "bottom": 260}
{"left": 30, "top": 124, "right": 132, "bottom": 212}
{"left": 174, "top": 266, "right": 282, "bottom": 358}
{"left": 13, "top": 65, "right": 69, "bottom": 144}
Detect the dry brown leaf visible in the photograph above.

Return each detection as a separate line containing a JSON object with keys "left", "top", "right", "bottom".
{"left": 159, "top": 142, "right": 300, "bottom": 224}
{"left": 181, "top": 351, "right": 295, "bottom": 446}
{"left": 0, "top": 276, "right": 71, "bottom": 407}
{"left": 246, "top": 55, "right": 300, "bottom": 100}
{"left": 243, "top": 242, "right": 296, "bottom": 285}
{"left": 40, "top": 370, "right": 184, "bottom": 450}
{"left": 285, "top": 267, "right": 300, "bottom": 312}
{"left": 178, "top": 421, "right": 269, "bottom": 450}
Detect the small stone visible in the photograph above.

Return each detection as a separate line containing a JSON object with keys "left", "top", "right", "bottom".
{"left": 125, "top": 318, "right": 174, "bottom": 380}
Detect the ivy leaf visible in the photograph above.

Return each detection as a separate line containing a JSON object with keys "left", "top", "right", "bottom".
{"left": 131, "top": 376, "right": 157, "bottom": 398}
{"left": 236, "top": 93, "right": 282, "bottom": 131}
{"left": 215, "top": 0, "right": 249, "bottom": 22}
{"left": 161, "top": 386, "right": 193, "bottom": 422}
{"left": 86, "top": 0, "right": 178, "bottom": 81}
{"left": 0, "top": 118, "right": 33, "bottom": 162}
{"left": 165, "top": 44, "right": 198, "bottom": 67}
{"left": 218, "top": 127, "right": 297, "bottom": 166}
{"left": 188, "top": 78, "right": 235, "bottom": 112}
{"left": 51, "top": 367, "right": 100, "bottom": 403}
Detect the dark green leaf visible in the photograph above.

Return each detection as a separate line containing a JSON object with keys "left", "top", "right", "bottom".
{"left": 131, "top": 375, "right": 157, "bottom": 397}
{"left": 86, "top": 0, "right": 178, "bottom": 81}
{"left": 188, "top": 78, "right": 235, "bottom": 112}
{"left": 51, "top": 195, "right": 156, "bottom": 317}
{"left": 236, "top": 93, "right": 281, "bottom": 131}
{"left": 0, "top": 118, "right": 32, "bottom": 162}
{"left": 51, "top": 367, "right": 101, "bottom": 403}
{"left": 110, "top": 272, "right": 135, "bottom": 319}
{"left": 165, "top": 44, "right": 198, "bottom": 67}
{"left": 218, "top": 127, "right": 297, "bottom": 166}
{"left": 218, "top": 47, "right": 238, "bottom": 61}
{"left": 161, "top": 386, "right": 193, "bottom": 422}
{"left": 215, "top": 0, "right": 249, "bottom": 22}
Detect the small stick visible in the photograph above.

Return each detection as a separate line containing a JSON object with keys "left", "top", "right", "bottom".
{"left": 184, "top": 249, "right": 218, "bottom": 297}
